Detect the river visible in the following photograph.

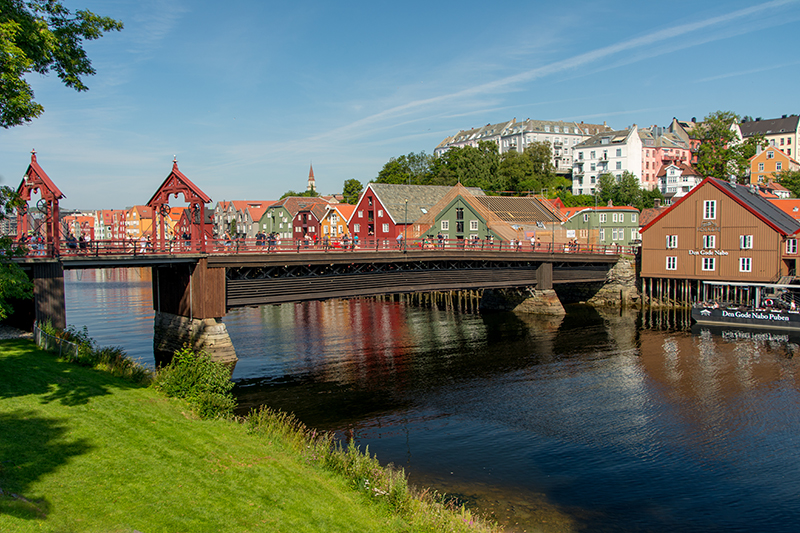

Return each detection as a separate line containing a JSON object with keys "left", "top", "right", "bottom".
{"left": 64, "top": 268, "right": 800, "bottom": 532}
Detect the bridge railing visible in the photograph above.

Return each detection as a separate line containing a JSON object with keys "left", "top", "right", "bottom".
{"left": 14, "top": 236, "right": 639, "bottom": 259}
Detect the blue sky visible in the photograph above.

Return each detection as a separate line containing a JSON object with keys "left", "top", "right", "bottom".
{"left": 2, "top": 0, "right": 800, "bottom": 210}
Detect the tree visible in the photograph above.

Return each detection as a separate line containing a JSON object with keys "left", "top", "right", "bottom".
{"left": 374, "top": 152, "right": 433, "bottom": 184}
{"left": 429, "top": 141, "right": 499, "bottom": 188}
{"left": 776, "top": 170, "right": 800, "bottom": 197}
{"left": 695, "top": 111, "right": 765, "bottom": 181}
{"left": 342, "top": 178, "right": 362, "bottom": 204}
{"left": 0, "top": 0, "right": 123, "bottom": 127}
{"left": 0, "top": 185, "right": 33, "bottom": 320}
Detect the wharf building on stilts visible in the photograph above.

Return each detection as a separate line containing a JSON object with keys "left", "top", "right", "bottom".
{"left": 639, "top": 177, "right": 800, "bottom": 308}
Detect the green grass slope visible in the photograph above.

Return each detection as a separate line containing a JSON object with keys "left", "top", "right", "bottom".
{"left": 0, "top": 339, "right": 422, "bottom": 533}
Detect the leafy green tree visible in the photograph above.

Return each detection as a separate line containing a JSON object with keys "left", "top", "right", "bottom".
{"left": 0, "top": 0, "right": 123, "bottom": 127}
{"left": 0, "top": 185, "right": 33, "bottom": 319}
{"left": 429, "top": 141, "right": 499, "bottom": 188}
{"left": 342, "top": 178, "right": 362, "bottom": 204}
{"left": 375, "top": 151, "right": 433, "bottom": 184}
{"left": 695, "top": 111, "right": 765, "bottom": 181}
{"left": 776, "top": 169, "right": 800, "bottom": 197}
{"left": 597, "top": 173, "right": 616, "bottom": 204}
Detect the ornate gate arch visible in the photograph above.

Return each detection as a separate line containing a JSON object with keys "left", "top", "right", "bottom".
{"left": 17, "top": 150, "right": 64, "bottom": 257}
{"left": 147, "top": 159, "right": 211, "bottom": 252}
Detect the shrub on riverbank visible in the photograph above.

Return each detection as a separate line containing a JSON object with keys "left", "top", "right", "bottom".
{"left": 152, "top": 344, "right": 237, "bottom": 419}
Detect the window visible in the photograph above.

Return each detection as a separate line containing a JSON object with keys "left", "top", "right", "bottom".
{"left": 777, "top": 162, "right": 783, "bottom": 171}
{"left": 666, "top": 256, "right": 677, "bottom": 270}
{"left": 578, "top": 152, "right": 583, "bottom": 160}
{"left": 740, "top": 257, "right": 752, "bottom": 272}
{"left": 740, "top": 235, "right": 753, "bottom": 249}
{"left": 703, "top": 234, "right": 716, "bottom": 249}
{"left": 583, "top": 213, "right": 589, "bottom": 222}
{"left": 631, "top": 213, "right": 637, "bottom": 223}
{"left": 666, "top": 235, "right": 678, "bottom": 248}
{"left": 441, "top": 220, "right": 449, "bottom": 231}
{"left": 612, "top": 228, "right": 621, "bottom": 240}
{"left": 703, "top": 200, "right": 716, "bottom": 219}
{"left": 358, "top": 210, "right": 363, "bottom": 218}
{"left": 616, "top": 148, "right": 622, "bottom": 157}
{"left": 456, "top": 208, "right": 464, "bottom": 220}
{"left": 378, "top": 209, "right": 383, "bottom": 217}
{"left": 787, "top": 239, "right": 798, "bottom": 254}
{"left": 470, "top": 220, "right": 478, "bottom": 231}
{"left": 616, "top": 161, "right": 622, "bottom": 170}
{"left": 382, "top": 223, "right": 389, "bottom": 233}
{"left": 599, "top": 213, "right": 607, "bottom": 223}
{"left": 631, "top": 227, "right": 640, "bottom": 240}
{"left": 368, "top": 197, "right": 373, "bottom": 206}
{"left": 599, "top": 228, "right": 605, "bottom": 241}
{"left": 759, "top": 163, "right": 764, "bottom": 171}
{"left": 354, "top": 223, "right": 360, "bottom": 232}
{"left": 767, "top": 151, "right": 774, "bottom": 159}
{"left": 702, "top": 257, "right": 716, "bottom": 271}
{"left": 456, "top": 221, "right": 464, "bottom": 233}
{"left": 591, "top": 163, "right": 596, "bottom": 171}
{"left": 590, "top": 151, "right": 596, "bottom": 159}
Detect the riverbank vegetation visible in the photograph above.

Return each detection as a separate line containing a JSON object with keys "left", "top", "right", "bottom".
{"left": 0, "top": 331, "right": 501, "bottom": 532}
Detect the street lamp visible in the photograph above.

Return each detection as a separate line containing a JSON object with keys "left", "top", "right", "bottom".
{"left": 404, "top": 199, "right": 408, "bottom": 252}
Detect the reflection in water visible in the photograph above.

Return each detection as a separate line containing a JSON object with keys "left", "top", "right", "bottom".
{"left": 64, "top": 272, "right": 800, "bottom": 533}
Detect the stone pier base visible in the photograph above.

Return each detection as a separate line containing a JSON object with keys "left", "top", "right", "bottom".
{"left": 481, "top": 288, "right": 565, "bottom": 315}
{"left": 153, "top": 311, "right": 237, "bottom": 367}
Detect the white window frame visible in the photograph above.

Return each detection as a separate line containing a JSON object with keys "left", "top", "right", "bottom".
{"left": 469, "top": 220, "right": 479, "bottom": 231}
{"left": 599, "top": 213, "right": 607, "bottom": 223}
{"left": 382, "top": 223, "right": 389, "bottom": 233}
{"left": 441, "top": 220, "right": 449, "bottom": 231}
{"left": 787, "top": 239, "right": 798, "bottom": 254}
{"left": 739, "top": 257, "right": 752, "bottom": 272}
{"left": 599, "top": 228, "right": 605, "bottom": 241}
{"left": 354, "top": 223, "right": 360, "bottom": 233}
{"left": 666, "top": 235, "right": 678, "bottom": 249}
{"left": 703, "top": 200, "right": 716, "bottom": 220}
{"left": 702, "top": 257, "right": 716, "bottom": 271}
{"left": 740, "top": 235, "right": 753, "bottom": 249}
{"left": 666, "top": 256, "right": 677, "bottom": 270}
{"left": 703, "top": 234, "right": 716, "bottom": 249}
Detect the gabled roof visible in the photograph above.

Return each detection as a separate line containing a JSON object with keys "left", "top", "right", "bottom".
{"left": 268, "top": 196, "right": 330, "bottom": 217}
{"left": 768, "top": 198, "right": 800, "bottom": 220}
{"left": 740, "top": 115, "right": 800, "bottom": 138}
{"left": 641, "top": 177, "right": 800, "bottom": 236}
{"left": 475, "top": 196, "right": 561, "bottom": 224}
{"left": 639, "top": 206, "right": 669, "bottom": 227}
{"left": 574, "top": 126, "right": 637, "bottom": 149}
{"left": 405, "top": 184, "right": 517, "bottom": 241}
{"left": 18, "top": 150, "right": 64, "bottom": 200}
{"left": 366, "top": 183, "right": 485, "bottom": 224}
{"left": 147, "top": 159, "right": 211, "bottom": 207}
{"left": 656, "top": 161, "right": 700, "bottom": 178}
{"left": 332, "top": 204, "right": 356, "bottom": 222}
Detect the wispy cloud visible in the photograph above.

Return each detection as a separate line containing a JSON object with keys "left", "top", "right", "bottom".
{"left": 697, "top": 61, "right": 800, "bottom": 83}
{"left": 310, "top": 0, "right": 799, "bottom": 145}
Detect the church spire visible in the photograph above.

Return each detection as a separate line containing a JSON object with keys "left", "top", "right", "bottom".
{"left": 307, "top": 163, "right": 316, "bottom": 192}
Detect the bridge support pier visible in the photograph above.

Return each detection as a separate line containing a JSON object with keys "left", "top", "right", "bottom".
{"left": 152, "top": 259, "right": 237, "bottom": 366}
{"left": 480, "top": 263, "right": 564, "bottom": 315}
{"left": 33, "top": 262, "right": 66, "bottom": 329}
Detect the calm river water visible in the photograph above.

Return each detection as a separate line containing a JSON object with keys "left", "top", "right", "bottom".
{"left": 64, "top": 268, "right": 800, "bottom": 532}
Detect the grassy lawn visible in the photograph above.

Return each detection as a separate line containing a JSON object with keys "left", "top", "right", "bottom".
{"left": 0, "top": 339, "right": 429, "bottom": 533}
